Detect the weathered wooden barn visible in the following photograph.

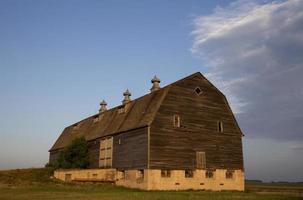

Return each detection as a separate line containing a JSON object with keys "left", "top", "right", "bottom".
{"left": 50, "top": 72, "right": 244, "bottom": 191}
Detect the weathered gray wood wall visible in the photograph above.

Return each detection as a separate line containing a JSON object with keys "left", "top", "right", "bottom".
{"left": 50, "top": 126, "right": 148, "bottom": 169}
{"left": 87, "top": 139, "right": 100, "bottom": 168}
{"left": 149, "top": 74, "right": 244, "bottom": 170}
{"left": 113, "top": 127, "right": 148, "bottom": 169}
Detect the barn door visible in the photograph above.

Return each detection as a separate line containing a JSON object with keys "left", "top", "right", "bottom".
{"left": 99, "top": 137, "right": 113, "bottom": 168}
{"left": 196, "top": 151, "right": 206, "bottom": 169}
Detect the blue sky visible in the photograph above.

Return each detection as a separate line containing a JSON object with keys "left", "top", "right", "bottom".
{"left": 1, "top": 0, "right": 303, "bottom": 182}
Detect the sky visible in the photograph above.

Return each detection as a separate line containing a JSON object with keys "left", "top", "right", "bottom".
{"left": 0, "top": 0, "right": 302, "bottom": 182}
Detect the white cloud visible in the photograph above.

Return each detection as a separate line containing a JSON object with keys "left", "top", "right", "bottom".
{"left": 192, "top": 0, "right": 303, "bottom": 140}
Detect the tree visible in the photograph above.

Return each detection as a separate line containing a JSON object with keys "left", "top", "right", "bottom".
{"left": 56, "top": 137, "right": 89, "bottom": 169}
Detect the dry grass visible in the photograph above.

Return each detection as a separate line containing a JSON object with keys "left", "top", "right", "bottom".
{"left": 0, "top": 168, "right": 302, "bottom": 200}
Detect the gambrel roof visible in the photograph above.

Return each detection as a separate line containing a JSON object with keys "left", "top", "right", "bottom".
{"left": 50, "top": 72, "right": 242, "bottom": 151}
{"left": 50, "top": 86, "right": 169, "bottom": 151}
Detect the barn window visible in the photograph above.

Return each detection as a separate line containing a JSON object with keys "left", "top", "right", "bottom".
{"left": 185, "top": 170, "right": 194, "bottom": 178}
{"left": 93, "top": 115, "right": 99, "bottom": 123}
{"left": 195, "top": 87, "right": 202, "bottom": 95}
{"left": 161, "top": 170, "right": 171, "bottom": 178}
{"left": 137, "top": 170, "right": 144, "bottom": 182}
{"left": 206, "top": 170, "right": 214, "bottom": 179}
{"left": 92, "top": 174, "right": 98, "bottom": 179}
{"left": 173, "top": 115, "right": 181, "bottom": 127}
{"left": 118, "top": 170, "right": 125, "bottom": 180}
{"left": 217, "top": 121, "right": 224, "bottom": 132}
{"left": 118, "top": 138, "right": 121, "bottom": 145}
{"left": 118, "top": 105, "right": 125, "bottom": 114}
{"left": 226, "top": 170, "right": 234, "bottom": 179}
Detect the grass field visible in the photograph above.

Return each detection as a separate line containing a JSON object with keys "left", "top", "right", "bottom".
{"left": 0, "top": 168, "right": 302, "bottom": 200}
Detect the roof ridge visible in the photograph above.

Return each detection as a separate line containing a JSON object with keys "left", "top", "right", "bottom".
{"left": 67, "top": 72, "right": 203, "bottom": 127}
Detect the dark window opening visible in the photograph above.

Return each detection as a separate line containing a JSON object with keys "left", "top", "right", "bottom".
{"left": 137, "top": 169, "right": 144, "bottom": 183}
{"left": 218, "top": 121, "right": 223, "bottom": 132}
{"left": 195, "top": 87, "right": 202, "bottom": 95}
{"left": 161, "top": 170, "right": 171, "bottom": 178}
{"left": 185, "top": 170, "right": 194, "bottom": 178}
{"left": 206, "top": 170, "right": 214, "bottom": 179}
{"left": 226, "top": 170, "right": 234, "bottom": 179}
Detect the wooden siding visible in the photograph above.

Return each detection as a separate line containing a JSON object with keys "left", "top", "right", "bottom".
{"left": 87, "top": 139, "right": 100, "bottom": 168}
{"left": 149, "top": 73, "right": 243, "bottom": 170}
{"left": 49, "top": 128, "right": 148, "bottom": 169}
{"left": 49, "top": 150, "right": 62, "bottom": 165}
{"left": 113, "top": 127, "right": 148, "bottom": 169}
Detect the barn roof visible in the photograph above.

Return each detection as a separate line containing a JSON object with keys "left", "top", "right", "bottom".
{"left": 49, "top": 72, "right": 243, "bottom": 151}
{"left": 50, "top": 84, "right": 170, "bottom": 151}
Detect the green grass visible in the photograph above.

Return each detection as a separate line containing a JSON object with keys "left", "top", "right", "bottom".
{"left": 0, "top": 168, "right": 302, "bottom": 200}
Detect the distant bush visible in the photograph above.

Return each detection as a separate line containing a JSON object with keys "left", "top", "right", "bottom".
{"left": 56, "top": 137, "right": 89, "bottom": 169}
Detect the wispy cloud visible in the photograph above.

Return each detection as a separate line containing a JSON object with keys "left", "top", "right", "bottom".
{"left": 289, "top": 144, "right": 303, "bottom": 151}
{"left": 191, "top": 0, "right": 303, "bottom": 140}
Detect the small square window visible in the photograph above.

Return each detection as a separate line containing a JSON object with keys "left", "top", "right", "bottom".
{"left": 195, "top": 87, "right": 202, "bottom": 95}
{"left": 226, "top": 170, "right": 234, "bottom": 179}
{"left": 206, "top": 170, "right": 214, "bottom": 179}
{"left": 185, "top": 170, "right": 194, "bottom": 178}
{"left": 161, "top": 170, "right": 171, "bottom": 178}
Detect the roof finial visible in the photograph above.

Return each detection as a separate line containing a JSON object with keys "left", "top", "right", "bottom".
{"left": 99, "top": 100, "right": 107, "bottom": 113}
{"left": 150, "top": 75, "right": 161, "bottom": 92}
{"left": 122, "top": 89, "right": 131, "bottom": 104}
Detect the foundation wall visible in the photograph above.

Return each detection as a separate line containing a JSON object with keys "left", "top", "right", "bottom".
{"left": 54, "top": 169, "right": 244, "bottom": 191}
{"left": 54, "top": 168, "right": 116, "bottom": 182}
{"left": 116, "top": 169, "right": 148, "bottom": 190}
{"left": 146, "top": 169, "right": 244, "bottom": 191}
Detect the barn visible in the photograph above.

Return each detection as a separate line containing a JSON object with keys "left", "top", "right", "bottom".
{"left": 49, "top": 72, "right": 244, "bottom": 191}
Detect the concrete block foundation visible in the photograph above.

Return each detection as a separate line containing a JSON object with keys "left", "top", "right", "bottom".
{"left": 54, "top": 169, "right": 244, "bottom": 191}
